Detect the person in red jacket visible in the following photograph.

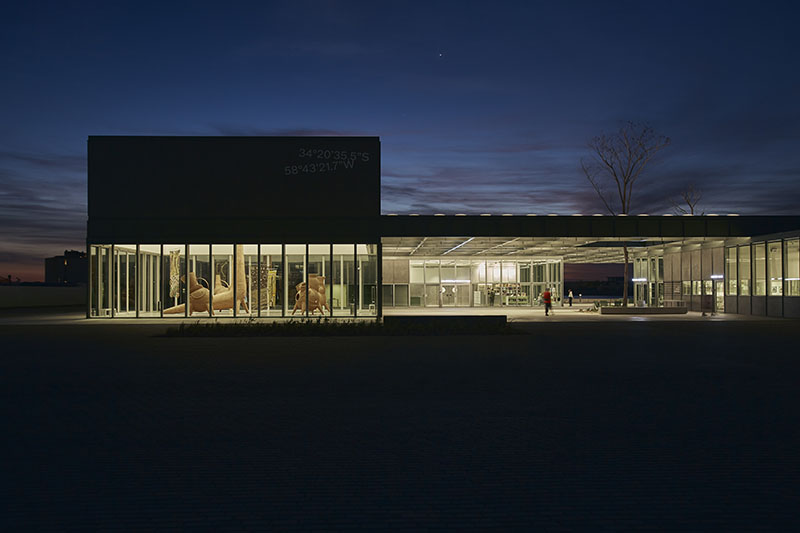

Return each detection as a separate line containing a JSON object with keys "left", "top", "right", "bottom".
{"left": 542, "top": 288, "right": 552, "bottom": 316}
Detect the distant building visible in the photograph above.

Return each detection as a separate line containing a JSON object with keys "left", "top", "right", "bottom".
{"left": 45, "top": 250, "right": 87, "bottom": 285}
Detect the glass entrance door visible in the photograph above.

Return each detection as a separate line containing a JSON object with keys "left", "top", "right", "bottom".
{"left": 442, "top": 284, "right": 456, "bottom": 306}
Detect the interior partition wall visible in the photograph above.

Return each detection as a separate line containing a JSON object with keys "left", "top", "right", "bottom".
{"left": 382, "top": 256, "right": 562, "bottom": 308}
{"left": 88, "top": 243, "right": 377, "bottom": 318}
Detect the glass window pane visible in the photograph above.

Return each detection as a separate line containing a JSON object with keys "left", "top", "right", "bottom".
{"left": 308, "top": 244, "right": 331, "bottom": 316}
{"left": 211, "top": 244, "right": 234, "bottom": 316}
{"left": 410, "top": 260, "right": 424, "bottom": 283}
{"left": 138, "top": 245, "right": 161, "bottom": 317}
{"left": 394, "top": 284, "right": 409, "bottom": 307}
{"left": 239, "top": 244, "right": 258, "bottom": 316}
{"left": 738, "top": 245, "right": 751, "bottom": 296}
{"left": 188, "top": 244, "right": 211, "bottom": 316}
{"left": 753, "top": 243, "right": 766, "bottom": 296}
{"left": 358, "top": 244, "right": 378, "bottom": 315}
{"left": 90, "top": 245, "right": 113, "bottom": 317}
{"left": 114, "top": 245, "right": 136, "bottom": 316}
{"left": 258, "top": 244, "right": 283, "bottom": 316}
{"left": 768, "top": 241, "right": 782, "bottom": 296}
{"left": 332, "top": 244, "right": 355, "bottom": 316}
{"left": 163, "top": 245, "right": 187, "bottom": 316}
{"left": 425, "top": 260, "right": 440, "bottom": 284}
{"left": 785, "top": 239, "right": 800, "bottom": 297}
{"left": 410, "top": 283, "right": 424, "bottom": 307}
{"left": 382, "top": 285, "right": 393, "bottom": 307}
{"left": 286, "top": 244, "right": 306, "bottom": 316}
{"left": 725, "top": 247, "right": 737, "bottom": 296}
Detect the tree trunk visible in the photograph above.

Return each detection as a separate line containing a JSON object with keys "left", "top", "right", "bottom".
{"left": 622, "top": 245, "right": 629, "bottom": 307}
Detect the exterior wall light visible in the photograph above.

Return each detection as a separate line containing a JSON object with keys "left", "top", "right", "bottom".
{"left": 631, "top": 277, "right": 647, "bottom": 282}
{"left": 710, "top": 274, "right": 724, "bottom": 280}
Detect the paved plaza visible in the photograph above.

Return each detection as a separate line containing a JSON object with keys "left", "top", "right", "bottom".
{"left": 2, "top": 312, "right": 799, "bottom": 530}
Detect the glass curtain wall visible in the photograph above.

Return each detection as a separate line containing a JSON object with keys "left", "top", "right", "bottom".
{"left": 400, "top": 257, "right": 561, "bottom": 308}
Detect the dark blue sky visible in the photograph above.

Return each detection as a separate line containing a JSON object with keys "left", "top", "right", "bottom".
{"left": 2, "top": 1, "right": 799, "bottom": 280}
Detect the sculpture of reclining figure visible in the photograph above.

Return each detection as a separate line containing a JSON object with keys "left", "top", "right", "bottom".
{"left": 163, "top": 272, "right": 209, "bottom": 315}
{"left": 163, "top": 245, "right": 250, "bottom": 316}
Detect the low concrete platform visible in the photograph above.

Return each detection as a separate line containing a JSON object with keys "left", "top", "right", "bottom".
{"left": 601, "top": 306, "right": 688, "bottom": 315}
{"left": 384, "top": 314, "right": 507, "bottom": 327}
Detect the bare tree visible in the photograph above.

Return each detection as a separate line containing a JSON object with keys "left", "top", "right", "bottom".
{"left": 670, "top": 183, "right": 703, "bottom": 215}
{"left": 581, "top": 121, "right": 670, "bottom": 306}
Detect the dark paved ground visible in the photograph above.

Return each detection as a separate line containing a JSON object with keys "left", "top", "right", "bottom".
{"left": 2, "top": 320, "right": 800, "bottom": 530}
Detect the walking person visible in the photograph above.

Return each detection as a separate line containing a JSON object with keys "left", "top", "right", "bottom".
{"left": 543, "top": 287, "right": 552, "bottom": 316}
{"left": 568, "top": 289, "right": 573, "bottom": 307}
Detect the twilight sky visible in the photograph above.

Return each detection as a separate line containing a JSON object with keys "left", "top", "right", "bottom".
{"left": 2, "top": 1, "right": 799, "bottom": 281}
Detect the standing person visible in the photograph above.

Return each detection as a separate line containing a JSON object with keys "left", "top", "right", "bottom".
{"left": 568, "top": 289, "right": 573, "bottom": 307}
{"left": 543, "top": 288, "right": 552, "bottom": 316}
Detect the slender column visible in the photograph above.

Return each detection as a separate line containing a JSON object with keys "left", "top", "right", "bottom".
{"left": 305, "top": 244, "right": 309, "bottom": 318}
{"left": 376, "top": 242, "right": 383, "bottom": 320}
{"left": 160, "top": 245, "right": 164, "bottom": 318}
{"left": 232, "top": 244, "right": 237, "bottom": 319}
{"left": 281, "top": 243, "right": 286, "bottom": 318}
{"left": 87, "top": 243, "right": 92, "bottom": 319}
{"left": 185, "top": 244, "right": 189, "bottom": 318}
{"left": 111, "top": 245, "right": 115, "bottom": 318}
{"left": 354, "top": 244, "right": 358, "bottom": 317}
{"left": 135, "top": 244, "right": 140, "bottom": 318}
{"left": 329, "top": 244, "right": 334, "bottom": 317}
